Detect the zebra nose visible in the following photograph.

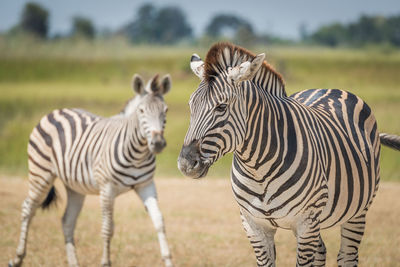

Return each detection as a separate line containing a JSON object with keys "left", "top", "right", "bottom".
{"left": 150, "top": 132, "right": 166, "bottom": 153}
{"left": 178, "top": 140, "right": 203, "bottom": 177}
{"left": 151, "top": 139, "right": 166, "bottom": 153}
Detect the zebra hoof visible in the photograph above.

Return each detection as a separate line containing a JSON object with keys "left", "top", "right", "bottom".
{"left": 163, "top": 257, "right": 173, "bottom": 267}
{"left": 8, "top": 259, "right": 21, "bottom": 267}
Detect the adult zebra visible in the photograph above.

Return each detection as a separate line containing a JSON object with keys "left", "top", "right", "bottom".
{"left": 178, "top": 42, "right": 400, "bottom": 266}
{"left": 9, "top": 74, "right": 173, "bottom": 267}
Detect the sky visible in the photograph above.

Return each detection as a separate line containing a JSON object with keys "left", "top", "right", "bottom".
{"left": 1, "top": 0, "right": 400, "bottom": 39}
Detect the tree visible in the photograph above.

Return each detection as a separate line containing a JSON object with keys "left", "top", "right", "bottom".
{"left": 386, "top": 15, "right": 400, "bottom": 46}
{"left": 125, "top": 4, "right": 157, "bottom": 43}
{"left": 311, "top": 23, "right": 348, "bottom": 47}
{"left": 205, "top": 14, "right": 254, "bottom": 38}
{"left": 309, "top": 14, "right": 400, "bottom": 47}
{"left": 122, "top": 4, "right": 192, "bottom": 44}
{"left": 72, "top": 16, "right": 96, "bottom": 39}
{"left": 348, "top": 15, "right": 386, "bottom": 45}
{"left": 234, "top": 25, "right": 257, "bottom": 47}
{"left": 154, "top": 6, "right": 192, "bottom": 43}
{"left": 20, "top": 2, "right": 49, "bottom": 38}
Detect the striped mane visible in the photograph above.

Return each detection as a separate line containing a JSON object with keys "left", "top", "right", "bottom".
{"left": 119, "top": 97, "right": 138, "bottom": 116}
{"left": 204, "top": 42, "right": 287, "bottom": 97}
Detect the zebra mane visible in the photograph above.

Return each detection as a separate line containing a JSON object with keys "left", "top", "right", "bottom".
{"left": 119, "top": 96, "right": 140, "bottom": 117}
{"left": 204, "top": 42, "right": 286, "bottom": 97}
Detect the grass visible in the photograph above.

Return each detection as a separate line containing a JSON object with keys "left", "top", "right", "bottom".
{"left": 1, "top": 176, "right": 400, "bottom": 266}
{"left": 0, "top": 38, "right": 399, "bottom": 180}
{"left": 0, "top": 38, "right": 399, "bottom": 266}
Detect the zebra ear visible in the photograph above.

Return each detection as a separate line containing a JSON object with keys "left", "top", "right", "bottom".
{"left": 228, "top": 53, "right": 265, "bottom": 83}
{"left": 190, "top": 53, "right": 204, "bottom": 80}
{"left": 132, "top": 74, "right": 145, "bottom": 95}
{"left": 160, "top": 74, "right": 171, "bottom": 95}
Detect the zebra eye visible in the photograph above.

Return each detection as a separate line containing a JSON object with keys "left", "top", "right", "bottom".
{"left": 215, "top": 104, "right": 227, "bottom": 112}
{"left": 138, "top": 108, "right": 144, "bottom": 114}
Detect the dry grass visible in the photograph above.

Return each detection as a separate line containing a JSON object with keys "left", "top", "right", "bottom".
{"left": 1, "top": 176, "right": 400, "bottom": 267}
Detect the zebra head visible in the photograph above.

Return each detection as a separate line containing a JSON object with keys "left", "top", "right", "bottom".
{"left": 178, "top": 43, "right": 266, "bottom": 178}
{"left": 132, "top": 74, "right": 171, "bottom": 154}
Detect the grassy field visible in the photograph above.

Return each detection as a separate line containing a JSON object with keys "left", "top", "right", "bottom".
{"left": 0, "top": 38, "right": 400, "bottom": 266}
{"left": 0, "top": 37, "right": 399, "bottom": 180}
{"left": 1, "top": 176, "right": 400, "bottom": 266}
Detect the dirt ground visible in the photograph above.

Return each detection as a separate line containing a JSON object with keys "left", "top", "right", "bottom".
{"left": 1, "top": 176, "right": 399, "bottom": 267}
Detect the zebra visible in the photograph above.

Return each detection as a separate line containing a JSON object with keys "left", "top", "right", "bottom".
{"left": 177, "top": 42, "right": 400, "bottom": 266}
{"left": 9, "top": 74, "right": 173, "bottom": 267}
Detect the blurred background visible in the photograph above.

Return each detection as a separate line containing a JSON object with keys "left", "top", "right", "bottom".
{"left": 0, "top": 0, "right": 399, "bottom": 179}
{"left": 1, "top": 1, "right": 400, "bottom": 266}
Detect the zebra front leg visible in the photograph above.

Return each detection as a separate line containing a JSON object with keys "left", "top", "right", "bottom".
{"left": 294, "top": 214, "right": 323, "bottom": 267}
{"left": 314, "top": 236, "right": 327, "bottom": 266}
{"left": 135, "top": 180, "right": 173, "bottom": 267}
{"left": 337, "top": 211, "right": 367, "bottom": 267}
{"left": 100, "top": 184, "right": 117, "bottom": 267}
{"left": 240, "top": 211, "right": 277, "bottom": 267}
{"left": 62, "top": 187, "right": 85, "bottom": 267}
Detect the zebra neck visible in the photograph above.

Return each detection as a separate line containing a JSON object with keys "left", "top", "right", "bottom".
{"left": 235, "top": 88, "right": 294, "bottom": 179}
{"left": 120, "top": 116, "right": 152, "bottom": 163}
{"left": 252, "top": 68, "right": 286, "bottom": 98}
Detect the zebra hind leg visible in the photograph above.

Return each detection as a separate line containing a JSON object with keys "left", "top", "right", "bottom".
{"left": 62, "top": 187, "right": 86, "bottom": 267}
{"left": 337, "top": 212, "right": 367, "bottom": 267}
{"left": 9, "top": 171, "right": 56, "bottom": 267}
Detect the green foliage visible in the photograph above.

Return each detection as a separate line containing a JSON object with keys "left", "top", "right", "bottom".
{"left": 311, "top": 23, "right": 348, "bottom": 47}
{"left": 205, "top": 14, "right": 254, "bottom": 38}
{"left": 123, "top": 4, "right": 192, "bottom": 44}
{"left": 310, "top": 14, "right": 400, "bottom": 47}
{"left": 72, "top": 16, "right": 96, "bottom": 39}
{"left": 0, "top": 42, "right": 399, "bottom": 181}
{"left": 19, "top": 2, "right": 49, "bottom": 38}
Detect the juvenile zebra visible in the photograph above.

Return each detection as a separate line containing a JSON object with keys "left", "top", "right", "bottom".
{"left": 9, "top": 74, "right": 173, "bottom": 267}
{"left": 178, "top": 42, "right": 400, "bottom": 266}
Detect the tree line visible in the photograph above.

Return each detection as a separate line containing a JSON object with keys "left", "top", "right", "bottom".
{"left": 6, "top": 1, "right": 400, "bottom": 48}
{"left": 307, "top": 15, "right": 400, "bottom": 47}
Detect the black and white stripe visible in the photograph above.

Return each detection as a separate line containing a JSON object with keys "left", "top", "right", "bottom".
{"left": 10, "top": 74, "right": 174, "bottom": 267}
{"left": 178, "top": 42, "right": 400, "bottom": 267}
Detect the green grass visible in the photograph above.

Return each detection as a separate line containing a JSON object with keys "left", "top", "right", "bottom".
{"left": 0, "top": 38, "right": 399, "bottom": 180}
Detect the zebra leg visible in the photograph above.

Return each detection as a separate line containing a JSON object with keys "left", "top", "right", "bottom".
{"left": 100, "top": 184, "right": 117, "bottom": 267}
{"left": 294, "top": 215, "right": 322, "bottom": 267}
{"left": 9, "top": 172, "right": 56, "bottom": 267}
{"left": 240, "top": 211, "right": 277, "bottom": 267}
{"left": 135, "top": 180, "right": 173, "bottom": 267}
{"left": 62, "top": 187, "right": 85, "bottom": 267}
{"left": 337, "top": 211, "right": 367, "bottom": 267}
{"left": 314, "top": 236, "right": 327, "bottom": 266}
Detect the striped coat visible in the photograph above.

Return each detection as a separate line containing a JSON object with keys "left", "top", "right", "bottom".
{"left": 178, "top": 42, "right": 399, "bottom": 267}
{"left": 10, "top": 74, "right": 174, "bottom": 267}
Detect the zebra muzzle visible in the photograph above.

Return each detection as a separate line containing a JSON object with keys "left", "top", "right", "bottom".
{"left": 150, "top": 132, "right": 166, "bottom": 154}
{"left": 177, "top": 140, "right": 209, "bottom": 179}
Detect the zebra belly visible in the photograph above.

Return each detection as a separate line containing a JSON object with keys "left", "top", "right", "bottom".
{"left": 58, "top": 172, "right": 101, "bottom": 195}
{"left": 241, "top": 205, "right": 296, "bottom": 230}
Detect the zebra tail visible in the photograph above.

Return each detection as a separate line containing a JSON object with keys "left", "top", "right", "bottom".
{"left": 380, "top": 133, "right": 400, "bottom": 151}
{"left": 41, "top": 186, "right": 58, "bottom": 210}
